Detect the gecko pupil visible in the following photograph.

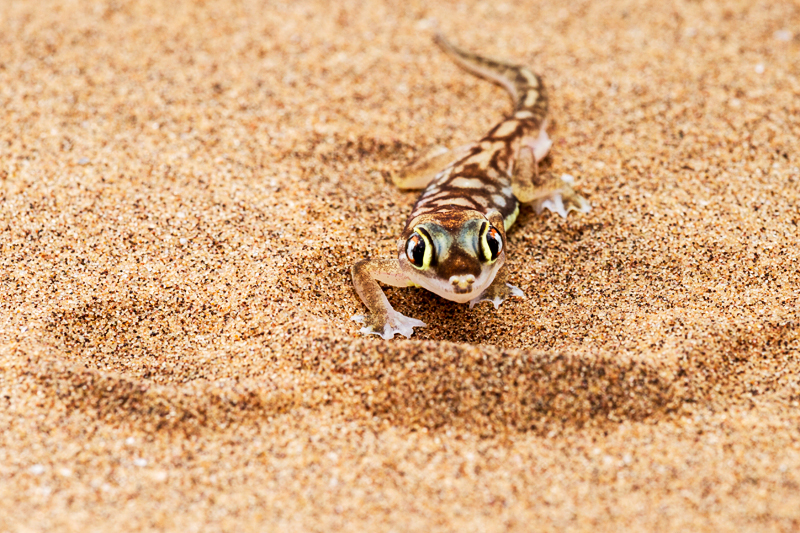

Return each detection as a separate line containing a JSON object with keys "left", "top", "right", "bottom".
{"left": 486, "top": 227, "right": 502, "bottom": 260}
{"left": 407, "top": 234, "right": 426, "bottom": 266}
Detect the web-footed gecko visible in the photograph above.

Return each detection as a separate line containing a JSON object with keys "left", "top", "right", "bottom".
{"left": 352, "top": 34, "right": 590, "bottom": 339}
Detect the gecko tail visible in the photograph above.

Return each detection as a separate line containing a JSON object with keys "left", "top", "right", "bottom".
{"left": 433, "top": 33, "right": 520, "bottom": 97}
{"left": 433, "top": 33, "right": 546, "bottom": 117}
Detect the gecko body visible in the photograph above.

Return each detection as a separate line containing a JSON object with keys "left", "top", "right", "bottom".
{"left": 352, "top": 35, "right": 590, "bottom": 339}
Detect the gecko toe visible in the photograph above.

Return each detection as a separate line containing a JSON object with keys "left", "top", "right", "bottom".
{"left": 470, "top": 283, "right": 525, "bottom": 309}
{"left": 354, "top": 311, "right": 425, "bottom": 339}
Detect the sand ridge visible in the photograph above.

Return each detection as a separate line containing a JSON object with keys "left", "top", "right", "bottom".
{"left": 1, "top": 0, "right": 799, "bottom": 531}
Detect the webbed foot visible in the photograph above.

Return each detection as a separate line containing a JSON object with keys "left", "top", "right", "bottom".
{"left": 533, "top": 174, "right": 591, "bottom": 218}
{"left": 351, "top": 310, "right": 426, "bottom": 340}
{"left": 469, "top": 283, "right": 525, "bottom": 310}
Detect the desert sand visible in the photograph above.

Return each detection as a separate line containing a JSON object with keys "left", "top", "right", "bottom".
{"left": 1, "top": 0, "right": 799, "bottom": 531}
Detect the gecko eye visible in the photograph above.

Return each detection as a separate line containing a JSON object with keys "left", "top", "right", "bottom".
{"left": 406, "top": 231, "right": 432, "bottom": 269}
{"left": 481, "top": 225, "right": 503, "bottom": 263}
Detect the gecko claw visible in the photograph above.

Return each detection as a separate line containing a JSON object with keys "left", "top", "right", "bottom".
{"left": 352, "top": 311, "right": 426, "bottom": 340}
{"left": 469, "top": 283, "right": 525, "bottom": 310}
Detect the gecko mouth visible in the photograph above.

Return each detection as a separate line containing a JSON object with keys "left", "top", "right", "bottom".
{"left": 419, "top": 272, "right": 495, "bottom": 304}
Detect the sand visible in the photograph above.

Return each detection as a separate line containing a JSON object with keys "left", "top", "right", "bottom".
{"left": 1, "top": 0, "right": 799, "bottom": 531}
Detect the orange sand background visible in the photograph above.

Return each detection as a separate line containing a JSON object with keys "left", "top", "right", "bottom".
{"left": 1, "top": 0, "right": 799, "bottom": 531}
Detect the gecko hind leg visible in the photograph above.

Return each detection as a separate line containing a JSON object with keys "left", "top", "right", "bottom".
{"left": 512, "top": 133, "right": 590, "bottom": 218}
{"left": 392, "top": 143, "right": 473, "bottom": 189}
{"left": 511, "top": 128, "right": 552, "bottom": 203}
{"left": 531, "top": 126, "right": 553, "bottom": 163}
{"left": 531, "top": 173, "right": 591, "bottom": 218}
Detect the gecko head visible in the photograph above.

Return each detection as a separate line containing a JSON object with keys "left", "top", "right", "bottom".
{"left": 398, "top": 209, "right": 506, "bottom": 304}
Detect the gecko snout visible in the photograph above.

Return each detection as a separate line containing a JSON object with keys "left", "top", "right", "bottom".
{"left": 449, "top": 274, "right": 476, "bottom": 292}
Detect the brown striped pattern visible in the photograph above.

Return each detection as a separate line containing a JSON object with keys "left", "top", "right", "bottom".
{"left": 405, "top": 36, "right": 548, "bottom": 230}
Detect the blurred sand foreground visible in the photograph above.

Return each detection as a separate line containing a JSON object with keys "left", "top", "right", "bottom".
{"left": 1, "top": 0, "right": 799, "bottom": 531}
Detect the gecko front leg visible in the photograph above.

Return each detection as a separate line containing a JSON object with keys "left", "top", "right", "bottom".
{"left": 392, "top": 143, "right": 474, "bottom": 190}
{"left": 468, "top": 268, "right": 525, "bottom": 309}
{"left": 351, "top": 257, "right": 426, "bottom": 339}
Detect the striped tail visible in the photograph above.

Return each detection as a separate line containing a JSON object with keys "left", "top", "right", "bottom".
{"left": 433, "top": 34, "right": 548, "bottom": 122}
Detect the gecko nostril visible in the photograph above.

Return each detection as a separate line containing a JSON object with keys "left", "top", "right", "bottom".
{"left": 450, "top": 274, "right": 476, "bottom": 286}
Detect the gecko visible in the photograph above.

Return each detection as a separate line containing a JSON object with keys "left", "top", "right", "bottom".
{"left": 351, "top": 34, "right": 590, "bottom": 339}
